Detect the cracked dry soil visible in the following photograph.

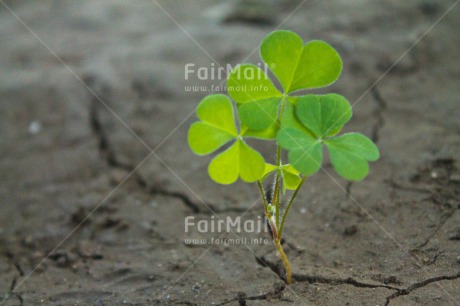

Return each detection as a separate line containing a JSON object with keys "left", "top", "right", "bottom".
{"left": 1, "top": 1, "right": 459, "bottom": 305}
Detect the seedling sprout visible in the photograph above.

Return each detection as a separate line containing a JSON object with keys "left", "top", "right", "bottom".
{"left": 187, "top": 30, "right": 379, "bottom": 284}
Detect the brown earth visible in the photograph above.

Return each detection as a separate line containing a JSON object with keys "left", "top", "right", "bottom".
{"left": 0, "top": 0, "right": 459, "bottom": 305}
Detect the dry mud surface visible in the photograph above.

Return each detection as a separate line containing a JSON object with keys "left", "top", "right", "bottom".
{"left": 0, "top": 0, "right": 459, "bottom": 305}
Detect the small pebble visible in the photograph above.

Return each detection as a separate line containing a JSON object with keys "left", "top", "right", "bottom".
{"left": 344, "top": 225, "right": 358, "bottom": 236}
{"left": 28, "top": 121, "right": 41, "bottom": 134}
{"left": 192, "top": 283, "right": 201, "bottom": 293}
{"left": 78, "top": 240, "right": 103, "bottom": 259}
{"left": 56, "top": 255, "right": 69, "bottom": 267}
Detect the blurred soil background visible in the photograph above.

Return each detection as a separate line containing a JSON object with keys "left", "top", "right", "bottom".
{"left": 0, "top": 0, "right": 459, "bottom": 305}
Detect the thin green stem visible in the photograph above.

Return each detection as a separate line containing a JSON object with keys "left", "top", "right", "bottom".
{"left": 273, "top": 95, "right": 288, "bottom": 229}
{"left": 274, "top": 171, "right": 280, "bottom": 228}
{"left": 278, "top": 176, "right": 307, "bottom": 239}
{"left": 276, "top": 141, "right": 282, "bottom": 165}
{"left": 258, "top": 180, "right": 278, "bottom": 240}
{"left": 275, "top": 239, "right": 292, "bottom": 284}
{"left": 257, "top": 180, "right": 268, "bottom": 213}
{"left": 264, "top": 95, "right": 295, "bottom": 284}
{"left": 278, "top": 94, "right": 288, "bottom": 124}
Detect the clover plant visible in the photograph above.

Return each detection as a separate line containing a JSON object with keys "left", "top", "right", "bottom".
{"left": 187, "top": 30, "right": 379, "bottom": 284}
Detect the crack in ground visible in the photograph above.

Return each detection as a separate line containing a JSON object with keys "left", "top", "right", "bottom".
{"left": 133, "top": 174, "right": 253, "bottom": 214}
{"left": 88, "top": 93, "right": 202, "bottom": 213}
{"left": 168, "top": 301, "right": 198, "bottom": 306}
{"left": 89, "top": 97, "right": 131, "bottom": 172}
{"left": 3, "top": 277, "right": 24, "bottom": 306}
{"left": 2, "top": 252, "right": 24, "bottom": 305}
{"left": 383, "top": 272, "right": 460, "bottom": 305}
{"left": 254, "top": 238, "right": 308, "bottom": 282}
{"left": 387, "top": 179, "right": 432, "bottom": 194}
{"left": 294, "top": 273, "right": 400, "bottom": 290}
{"left": 4, "top": 251, "right": 24, "bottom": 277}
{"left": 345, "top": 181, "right": 354, "bottom": 200}
{"left": 1, "top": 293, "right": 23, "bottom": 306}
{"left": 255, "top": 255, "right": 284, "bottom": 281}
{"left": 151, "top": 299, "right": 198, "bottom": 305}
{"left": 216, "top": 283, "right": 286, "bottom": 305}
{"left": 132, "top": 172, "right": 201, "bottom": 213}
{"left": 370, "top": 86, "right": 387, "bottom": 143}
{"left": 87, "top": 77, "right": 251, "bottom": 215}
{"left": 413, "top": 208, "right": 457, "bottom": 250}
{"left": 253, "top": 254, "right": 398, "bottom": 291}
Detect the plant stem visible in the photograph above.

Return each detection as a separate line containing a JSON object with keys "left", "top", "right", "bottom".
{"left": 257, "top": 180, "right": 268, "bottom": 213}
{"left": 257, "top": 180, "right": 278, "bottom": 239}
{"left": 274, "top": 95, "right": 288, "bottom": 230}
{"left": 275, "top": 238, "right": 292, "bottom": 284}
{"left": 273, "top": 170, "right": 280, "bottom": 228}
{"left": 278, "top": 176, "right": 307, "bottom": 239}
{"left": 273, "top": 95, "right": 294, "bottom": 284}
{"left": 278, "top": 94, "right": 288, "bottom": 122}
